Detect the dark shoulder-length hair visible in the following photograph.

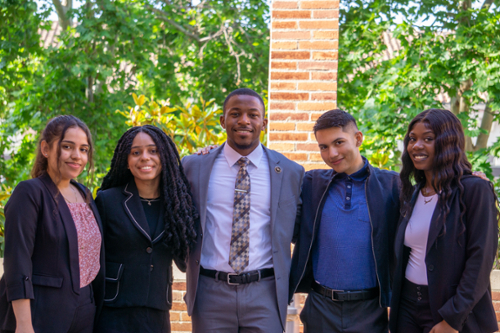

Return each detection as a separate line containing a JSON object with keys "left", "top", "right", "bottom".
{"left": 400, "top": 109, "right": 472, "bottom": 234}
{"left": 32, "top": 115, "right": 94, "bottom": 179}
{"left": 99, "top": 125, "right": 197, "bottom": 260}
{"left": 31, "top": 115, "right": 94, "bottom": 203}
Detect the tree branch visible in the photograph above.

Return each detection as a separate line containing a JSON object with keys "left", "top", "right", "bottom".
{"left": 223, "top": 26, "right": 246, "bottom": 85}
{"left": 450, "top": 96, "right": 460, "bottom": 115}
{"left": 150, "top": 6, "right": 225, "bottom": 44}
{"left": 149, "top": 7, "right": 201, "bottom": 42}
{"left": 199, "top": 27, "right": 224, "bottom": 43}
{"left": 195, "top": 0, "right": 208, "bottom": 9}
{"left": 481, "top": 0, "right": 495, "bottom": 11}
{"left": 52, "top": 0, "right": 71, "bottom": 31}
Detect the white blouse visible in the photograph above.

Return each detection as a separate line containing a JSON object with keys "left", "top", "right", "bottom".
{"left": 404, "top": 191, "right": 438, "bottom": 286}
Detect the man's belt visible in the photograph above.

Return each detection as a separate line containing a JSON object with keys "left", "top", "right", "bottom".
{"left": 200, "top": 266, "right": 274, "bottom": 285}
{"left": 312, "top": 281, "right": 379, "bottom": 301}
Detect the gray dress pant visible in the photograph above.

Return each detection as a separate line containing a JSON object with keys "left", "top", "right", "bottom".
{"left": 192, "top": 274, "right": 283, "bottom": 333}
{"left": 300, "top": 289, "right": 388, "bottom": 333}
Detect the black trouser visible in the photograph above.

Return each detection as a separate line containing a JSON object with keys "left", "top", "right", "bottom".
{"left": 300, "top": 289, "right": 388, "bottom": 333}
{"left": 67, "top": 283, "right": 96, "bottom": 333}
{"left": 396, "top": 279, "right": 434, "bottom": 333}
{"left": 1, "top": 284, "right": 96, "bottom": 333}
{"left": 96, "top": 306, "right": 171, "bottom": 333}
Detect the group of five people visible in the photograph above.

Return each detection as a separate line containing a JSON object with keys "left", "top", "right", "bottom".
{"left": 0, "top": 88, "right": 497, "bottom": 333}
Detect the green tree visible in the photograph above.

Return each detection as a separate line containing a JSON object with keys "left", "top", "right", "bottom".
{"left": 339, "top": 0, "right": 500, "bottom": 177}
{"left": 0, "top": 0, "right": 269, "bottom": 188}
{"left": 0, "top": 185, "right": 12, "bottom": 257}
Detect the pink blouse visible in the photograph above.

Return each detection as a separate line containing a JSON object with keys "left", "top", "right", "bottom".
{"left": 67, "top": 203, "right": 102, "bottom": 288}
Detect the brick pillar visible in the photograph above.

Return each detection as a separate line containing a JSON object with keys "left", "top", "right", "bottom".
{"left": 492, "top": 290, "right": 500, "bottom": 331}
{"left": 268, "top": 0, "right": 339, "bottom": 171}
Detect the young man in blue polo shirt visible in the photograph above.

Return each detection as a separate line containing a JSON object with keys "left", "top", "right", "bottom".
{"left": 289, "top": 109, "right": 401, "bottom": 332}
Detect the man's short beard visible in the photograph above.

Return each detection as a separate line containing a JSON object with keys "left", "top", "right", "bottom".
{"left": 233, "top": 141, "right": 257, "bottom": 151}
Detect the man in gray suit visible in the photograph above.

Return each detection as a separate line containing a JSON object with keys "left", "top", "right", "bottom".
{"left": 182, "top": 88, "right": 304, "bottom": 333}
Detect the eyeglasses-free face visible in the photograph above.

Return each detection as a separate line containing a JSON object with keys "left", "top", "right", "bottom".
{"left": 42, "top": 126, "right": 90, "bottom": 182}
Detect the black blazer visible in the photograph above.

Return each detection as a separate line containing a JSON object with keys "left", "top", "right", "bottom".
{"left": 95, "top": 180, "right": 184, "bottom": 312}
{"left": 289, "top": 162, "right": 400, "bottom": 307}
{"left": 390, "top": 175, "right": 498, "bottom": 333}
{"left": 0, "top": 173, "right": 105, "bottom": 332}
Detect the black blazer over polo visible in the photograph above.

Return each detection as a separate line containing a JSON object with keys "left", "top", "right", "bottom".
{"left": 0, "top": 173, "right": 105, "bottom": 332}
{"left": 95, "top": 180, "right": 184, "bottom": 311}
{"left": 390, "top": 176, "right": 498, "bottom": 333}
{"left": 289, "top": 162, "right": 401, "bottom": 307}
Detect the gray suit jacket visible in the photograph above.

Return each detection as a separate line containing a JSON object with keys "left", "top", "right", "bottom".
{"left": 181, "top": 143, "right": 304, "bottom": 329}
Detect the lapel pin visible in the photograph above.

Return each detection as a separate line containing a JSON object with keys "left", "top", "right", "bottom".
{"left": 275, "top": 166, "right": 282, "bottom": 173}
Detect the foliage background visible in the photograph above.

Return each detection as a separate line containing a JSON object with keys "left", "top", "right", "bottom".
{"left": 0, "top": 0, "right": 270, "bottom": 189}
{"left": 339, "top": 0, "right": 500, "bottom": 178}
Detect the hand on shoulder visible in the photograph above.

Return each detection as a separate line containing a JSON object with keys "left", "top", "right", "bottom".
{"left": 195, "top": 145, "right": 219, "bottom": 155}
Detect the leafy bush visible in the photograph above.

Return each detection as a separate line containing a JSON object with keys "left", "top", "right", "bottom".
{"left": 0, "top": 185, "right": 12, "bottom": 258}
{"left": 117, "top": 94, "right": 227, "bottom": 157}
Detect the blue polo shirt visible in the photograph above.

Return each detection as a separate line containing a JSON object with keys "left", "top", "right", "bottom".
{"left": 312, "top": 158, "right": 377, "bottom": 290}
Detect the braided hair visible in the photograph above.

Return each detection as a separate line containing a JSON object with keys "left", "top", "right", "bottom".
{"left": 100, "top": 125, "right": 198, "bottom": 260}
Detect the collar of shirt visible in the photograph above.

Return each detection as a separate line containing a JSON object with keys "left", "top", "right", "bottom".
{"left": 332, "top": 156, "right": 369, "bottom": 182}
{"left": 223, "top": 142, "right": 264, "bottom": 169}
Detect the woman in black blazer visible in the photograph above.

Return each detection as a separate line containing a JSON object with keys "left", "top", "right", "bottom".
{"left": 0, "top": 115, "right": 105, "bottom": 333}
{"left": 94, "top": 125, "right": 197, "bottom": 333}
{"left": 390, "top": 109, "right": 498, "bottom": 333}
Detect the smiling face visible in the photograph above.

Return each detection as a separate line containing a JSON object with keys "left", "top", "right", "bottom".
{"left": 407, "top": 121, "right": 435, "bottom": 174}
{"left": 315, "top": 125, "right": 364, "bottom": 175}
{"left": 220, "top": 94, "right": 268, "bottom": 156}
{"left": 42, "top": 126, "right": 90, "bottom": 182}
{"left": 127, "top": 132, "right": 162, "bottom": 185}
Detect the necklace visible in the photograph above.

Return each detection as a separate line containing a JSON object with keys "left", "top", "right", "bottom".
{"left": 422, "top": 187, "right": 435, "bottom": 205}
{"left": 140, "top": 197, "right": 160, "bottom": 206}
{"left": 63, "top": 185, "right": 79, "bottom": 203}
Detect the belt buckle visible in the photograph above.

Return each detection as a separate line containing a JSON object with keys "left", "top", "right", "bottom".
{"left": 331, "top": 289, "right": 344, "bottom": 302}
{"left": 227, "top": 273, "right": 239, "bottom": 285}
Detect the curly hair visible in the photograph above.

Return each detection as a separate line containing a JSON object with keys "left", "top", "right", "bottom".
{"left": 400, "top": 109, "right": 472, "bottom": 238}
{"left": 100, "top": 125, "right": 198, "bottom": 260}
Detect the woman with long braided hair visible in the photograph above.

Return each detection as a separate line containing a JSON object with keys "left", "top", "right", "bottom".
{"left": 94, "top": 125, "right": 197, "bottom": 333}
{"left": 389, "top": 109, "right": 498, "bottom": 333}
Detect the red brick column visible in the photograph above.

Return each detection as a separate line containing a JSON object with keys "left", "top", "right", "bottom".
{"left": 171, "top": 281, "right": 192, "bottom": 332}
{"left": 492, "top": 290, "right": 500, "bottom": 331}
{"left": 268, "top": 0, "right": 339, "bottom": 171}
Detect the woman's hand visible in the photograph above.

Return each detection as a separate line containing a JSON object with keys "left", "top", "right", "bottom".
{"left": 12, "top": 299, "right": 34, "bottom": 333}
{"left": 472, "top": 171, "right": 488, "bottom": 181}
{"left": 429, "top": 320, "right": 458, "bottom": 333}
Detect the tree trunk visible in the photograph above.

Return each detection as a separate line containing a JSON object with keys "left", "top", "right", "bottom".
{"left": 52, "top": 0, "right": 72, "bottom": 31}
{"left": 450, "top": 79, "right": 475, "bottom": 151}
{"left": 475, "top": 103, "right": 494, "bottom": 151}
{"left": 86, "top": 76, "right": 94, "bottom": 104}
